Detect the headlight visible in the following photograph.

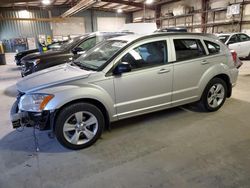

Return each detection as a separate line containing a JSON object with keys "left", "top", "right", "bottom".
{"left": 28, "top": 59, "right": 40, "bottom": 66}
{"left": 19, "top": 94, "right": 54, "bottom": 112}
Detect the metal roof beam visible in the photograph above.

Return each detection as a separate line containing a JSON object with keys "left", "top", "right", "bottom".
{"left": 101, "top": 0, "right": 154, "bottom": 10}
{"left": 60, "top": 0, "right": 98, "bottom": 17}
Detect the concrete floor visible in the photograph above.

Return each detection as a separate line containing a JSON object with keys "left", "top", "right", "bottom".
{"left": 1, "top": 57, "right": 250, "bottom": 188}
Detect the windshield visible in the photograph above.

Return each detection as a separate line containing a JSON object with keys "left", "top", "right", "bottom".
{"left": 59, "top": 38, "right": 79, "bottom": 50}
{"left": 73, "top": 40, "right": 128, "bottom": 70}
{"left": 59, "top": 35, "right": 88, "bottom": 50}
{"left": 47, "top": 41, "right": 66, "bottom": 50}
{"left": 218, "top": 35, "right": 230, "bottom": 43}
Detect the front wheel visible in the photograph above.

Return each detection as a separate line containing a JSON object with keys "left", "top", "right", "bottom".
{"left": 199, "top": 78, "right": 227, "bottom": 112}
{"left": 55, "top": 103, "right": 104, "bottom": 150}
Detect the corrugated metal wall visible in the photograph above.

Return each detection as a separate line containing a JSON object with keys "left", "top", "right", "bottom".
{"left": 0, "top": 9, "right": 52, "bottom": 40}
{"left": 0, "top": 8, "right": 132, "bottom": 40}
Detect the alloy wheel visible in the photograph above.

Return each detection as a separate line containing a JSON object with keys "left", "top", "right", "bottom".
{"left": 63, "top": 111, "right": 98, "bottom": 145}
{"left": 207, "top": 83, "right": 225, "bottom": 109}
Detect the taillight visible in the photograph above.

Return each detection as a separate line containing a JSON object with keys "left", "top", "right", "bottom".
{"left": 230, "top": 50, "right": 243, "bottom": 69}
{"left": 231, "top": 50, "right": 237, "bottom": 64}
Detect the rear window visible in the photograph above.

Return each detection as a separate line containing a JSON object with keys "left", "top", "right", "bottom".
{"left": 204, "top": 40, "right": 220, "bottom": 54}
{"left": 174, "top": 39, "right": 206, "bottom": 61}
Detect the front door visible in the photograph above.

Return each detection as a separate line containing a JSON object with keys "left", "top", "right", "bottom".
{"left": 112, "top": 39, "right": 173, "bottom": 119}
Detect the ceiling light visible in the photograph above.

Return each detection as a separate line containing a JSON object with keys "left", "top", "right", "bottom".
{"left": 42, "top": 0, "right": 51, "bottom": 5}
{"left": 117, "top": 9, "right": 123, "bottom": 13}
{"left": 145, "top": 0, "right": 154, "bottom": 4}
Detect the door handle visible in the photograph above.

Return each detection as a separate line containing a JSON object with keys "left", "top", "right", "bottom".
{"left": 201, "top": 60, "right": 209, "bottom": 65}
{"left": 158, "top": 68, "right": 170, "bottom": 74}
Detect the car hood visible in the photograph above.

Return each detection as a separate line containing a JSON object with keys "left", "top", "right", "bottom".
{"left": 21, "top": 50, "right": 65, "bottom": 61}
{"left": 16, "top": 49, "right": 38, "bottom": 56}
{"left": 17, "top": 64, "right": 94, "bottom": 93}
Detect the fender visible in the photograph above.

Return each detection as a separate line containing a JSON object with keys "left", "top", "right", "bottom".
{"left": 197, "top": 63, "right": 231, "bottom": 99}
{"left": 42, "top": 84, "right": 117, "bottom": 122}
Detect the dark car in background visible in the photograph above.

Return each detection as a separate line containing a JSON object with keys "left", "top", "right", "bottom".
{"left": 20, "top": 32, "right": 132, "bottom": 76}
{"left": 15, "top": 41, "right": 68, "bottom": 66}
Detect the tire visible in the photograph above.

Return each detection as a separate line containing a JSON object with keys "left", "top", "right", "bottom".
{"left": 55, "top": 103, "right": 104, "bottom": 150}
{"left": 10, "top": 100, "right": 19, "bottom": 115}
{"left": 199, "top": 78, "right": 227, "bottom": 112}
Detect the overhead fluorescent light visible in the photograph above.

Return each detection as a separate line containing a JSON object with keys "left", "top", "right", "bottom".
{"left": 61, "top": 0, "right": 98, "bottom": 18}
{"left": 42, "top": 0, "right": 51, "bottom": 5}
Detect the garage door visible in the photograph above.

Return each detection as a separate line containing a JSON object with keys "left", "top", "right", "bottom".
{"left": 97, "top": 17, "right": 125, "bottom": 31}
{"left": 52, "top": 17, "right": 85, "bottom": 36}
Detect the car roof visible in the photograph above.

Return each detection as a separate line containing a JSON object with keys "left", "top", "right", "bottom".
{"left": 109, "top": 32, "right": 218, "bottom": 43}
{"left": 73, "top": 31, "right": 134, "bottom": 40}
{"left": 216, "top": 32, "right": 247, "bottom": 36}
{"left": 108, "top": 34, "right": 145, "bottom": 42}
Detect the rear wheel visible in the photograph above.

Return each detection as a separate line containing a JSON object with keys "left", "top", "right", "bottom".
{"left": 55, "top": 103, "right": 104, "bottom": 150}
{"left": 199, "top": 78, "right": 227, "bottom": 112}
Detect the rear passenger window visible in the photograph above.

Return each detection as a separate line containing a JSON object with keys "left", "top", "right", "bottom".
{"left": 204, "top": 40, "right": 220, "bottom": 54}
{"left": 174, "top": 39, "right": 205, "bottom": 61}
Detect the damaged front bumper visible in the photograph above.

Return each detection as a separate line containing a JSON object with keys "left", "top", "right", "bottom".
{"left": 10, "top": 100, "right": 54, "bottom": 130}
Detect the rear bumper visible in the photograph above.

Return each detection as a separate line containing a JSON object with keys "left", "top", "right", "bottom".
{"left": 10, "top": 100, "right": 53, "bottom": 130}
{"left": 229, "top": 67, "right": 239, "bottom": 87}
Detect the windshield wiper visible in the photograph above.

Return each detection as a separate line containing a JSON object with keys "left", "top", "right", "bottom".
{"left": 72, "top": 61, "right": 91, "bottom": 70}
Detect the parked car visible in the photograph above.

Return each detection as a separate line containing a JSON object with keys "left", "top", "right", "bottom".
{"left": 20, "top": 32, "right": 131, "bottom": 76}
{"left": 11, "top": 32, "right": 239, "bottom": 150}
{"left": 155, "top": 27, "right": 188, "bottom": 33}
{"left": 14, "top": 41, "right": 68, "bottom": 66}
{"left": 217, "top": 32, "right": 250, "bottom": 58}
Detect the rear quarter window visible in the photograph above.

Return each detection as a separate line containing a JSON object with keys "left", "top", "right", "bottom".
{"left": 204, "top": 40, "right": 220, "bottom": 55}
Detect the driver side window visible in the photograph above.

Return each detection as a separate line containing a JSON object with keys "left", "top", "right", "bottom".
{"left": 228, "top": 35, "right": 239, "bottom": 44}
{"left": 120, "top": 40, "right": 168, "bottom": 70}
{"left": 78, "top": 37, "right": 97, "bottom": 51}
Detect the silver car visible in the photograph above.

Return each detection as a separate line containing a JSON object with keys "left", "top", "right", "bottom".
{"left": 10, "top": 33, "right": 239, "bottom": 150}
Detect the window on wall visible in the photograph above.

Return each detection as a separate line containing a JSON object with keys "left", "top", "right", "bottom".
{"left": 204, "top": 40, "right": 220, "bottom": 54}
{"left": 97, "top": 17, "right": 125, "bottom": 32}
{"left": 121, "top": 40, "right": 168, "bottom": 70}
{"left": 174, "top": 39, "right": 206, "bottom": 61}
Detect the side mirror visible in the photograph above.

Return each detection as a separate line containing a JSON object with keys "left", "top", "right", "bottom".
{"left": 72, "top": 47, "right": 85, "bottom": 55}
{"left": 113, "top": 62, "right": 132, "bottom": 75}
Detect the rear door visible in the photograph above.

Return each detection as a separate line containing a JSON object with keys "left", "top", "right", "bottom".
{"left": 171, "top": 37, "right": 213, "bottom": 106}
{"left": 228, "top": 34, "right": 243, "bottom": 57}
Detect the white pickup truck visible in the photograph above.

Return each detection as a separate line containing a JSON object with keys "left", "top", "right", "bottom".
{"left": 217, "top": 33, "right": 250, "bottom": 58}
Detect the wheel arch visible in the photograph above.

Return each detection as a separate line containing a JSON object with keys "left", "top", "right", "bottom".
{"left": 52, "top": 98, "right": 111, "bottom": 131}
{"left": 198, "top": 64, "right": 233, "bottom": 100}
{"left": 213, "top": 74, "right": 232, "bottom": 97}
